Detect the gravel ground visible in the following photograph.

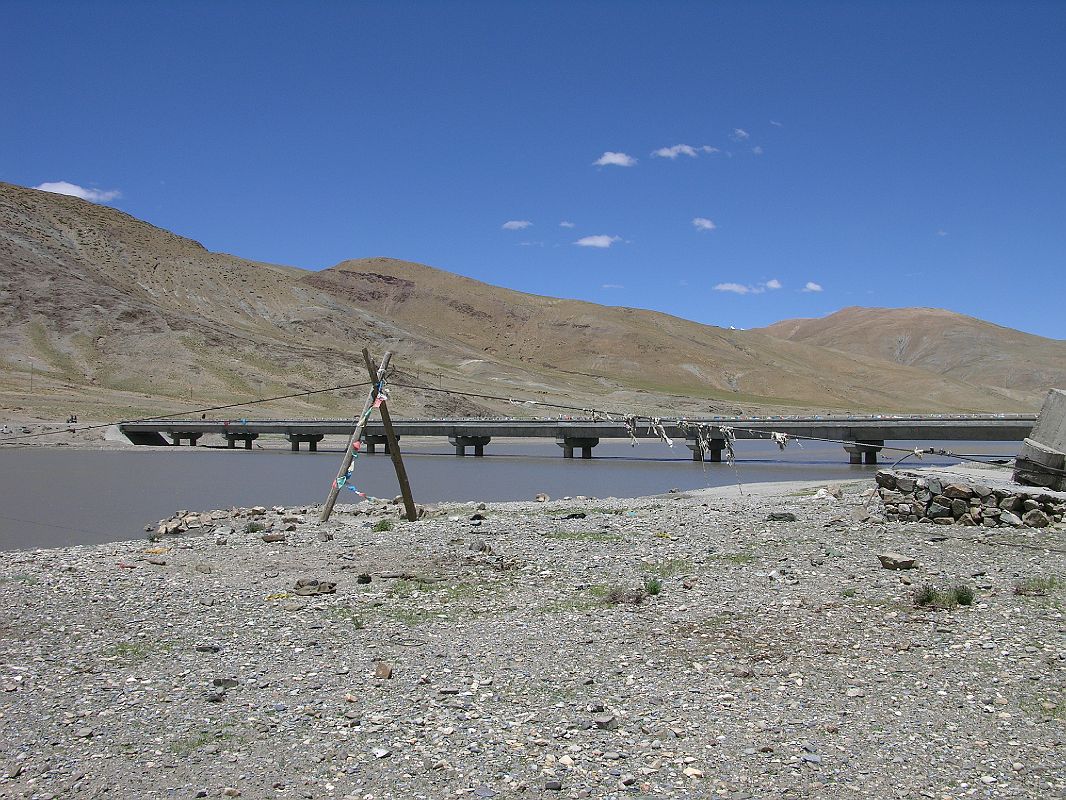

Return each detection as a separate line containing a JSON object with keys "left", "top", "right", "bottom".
{"left": 1, "top": 481, "right": 1064, "bottom": 799}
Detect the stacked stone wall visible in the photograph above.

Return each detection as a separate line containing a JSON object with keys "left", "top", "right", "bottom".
{"left": 875, "top": 470, "right": 1065, "bottom": 528}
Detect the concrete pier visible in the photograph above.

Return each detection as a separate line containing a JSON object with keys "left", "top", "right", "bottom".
{"left": 843, "top": 439, "right": 884, "bottom": 465}
{"left": 363, "top": 435, "right": 394, "bottom": 455}
{"left": 557, "top": 436, "right": 599, "bottom": 459}
{"left": 170, "top": 432, "right": 203, "bottom": 446}
{"left": 225, "top": 432, "right": 259, "bottom": 450}
{"left": 449, "top": 435, "right": 491, "bottom": 457}
{"left": 286, "top": 433, "right": 324, "bottom": 452}
{"left": 686, "top": 437, "right": 725, "bottom": 462}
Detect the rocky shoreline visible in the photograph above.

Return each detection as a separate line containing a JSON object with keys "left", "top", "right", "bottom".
{"left": 1, "top": 480, "right": 1064, "bottom": 799}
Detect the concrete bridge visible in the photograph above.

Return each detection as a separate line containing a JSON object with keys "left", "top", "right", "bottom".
{"left": 119, "top": 415, "right": 1036, "bottom": 464}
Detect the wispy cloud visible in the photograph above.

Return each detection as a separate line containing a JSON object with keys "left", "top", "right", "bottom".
{"left": 559, "top": 220, "right": 576, "bottom": 228}
{"left": 34, "top": 181, "right": 121, "bottom": 203}
{"left": 574, "top": 235, "right": 621, "bottom": 248}
{"left": 731, "top": 128, "right": 750, "bottom": 141}
{"left": 501, "top": 220, "right": 532, "bottom": 230}
{"left": 752, "top": 145, "right": 764, "bottom": 156}
{"left": 692, "top": 217, "right": 717, "bottom": 231}
{"left": 593, "top": 151, "right": 637, "bottom": 167}
{"left": 714, "top": 282, "right": 752, "bottom": 295}
{"left": 601, "top": 283, "right": 625, "bottom": 289}
{"left": 770, "top": 120, "right": 783, "bottom": 127}
{"left": 518, "top": 241, "right": 544, "bottom": 247}
{"left": 714, "top": 278, "right": 783, "bottom": 295}
{"left": 936, "top": 229, "right": 948, "bottom": 237}
{"left": 802, "top": 281, "right": 823, "bottom": 292}
{"left": 652, "top": 144, "right": 719, "bottom": 159}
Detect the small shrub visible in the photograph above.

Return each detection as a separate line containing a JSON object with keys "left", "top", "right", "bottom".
{"left": 840, "top": 587, "right": 857, "bottom": 599}
{"left": 644, "top": 576, "right": 663, "bottom": 596}
{"left": 372, "top": 518, "right": 394, "bottom": 533}
{"left": 1014, "top": 576, "right": 1061, "bottom": 597}
{"left": 953, "top": 584, "right": 975, "bottom": 606}
{"left": 914, "top": 585, "right": 939, "bottom": 607}
{"left": 606, "top": 586, "right": 647, "bottom": 605}
{"left": 245, "top": 521, "right": 266, "bottom": 534}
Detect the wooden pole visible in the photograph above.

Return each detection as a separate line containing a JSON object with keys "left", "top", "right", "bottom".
{"left": 319, "top": 351, "right": 393, "bottom": 522}
{"left": 362, "top": 349, "right": 418, "bottom": 522}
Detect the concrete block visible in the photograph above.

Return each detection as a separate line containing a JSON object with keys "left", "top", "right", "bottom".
{"left": 1014, "top": 389, "right": 1066, "bottom": 491}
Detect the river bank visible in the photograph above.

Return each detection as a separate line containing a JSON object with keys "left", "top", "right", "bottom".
{"left": 1, "top": 481, "right": 1063, "bottom": 799}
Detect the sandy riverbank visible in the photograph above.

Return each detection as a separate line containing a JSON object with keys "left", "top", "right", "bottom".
{"left": 1, "top": 482, "right": 1063, "bottom": 799}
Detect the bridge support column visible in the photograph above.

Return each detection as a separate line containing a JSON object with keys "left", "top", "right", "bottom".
{"left": 449, "top": 436, "right": 491, "bottom": 457}
{"left": 170, "top": 432, "right": 203, "bottom": 446}
{"left": 843, "top": 440, "right": 884, "bottom": 465}
{"left": 363, "top": 434, "right": 395, "bottom": 455}
{"left": 557, "top": 437, "right": 599, "bottom": 459}
{"left": 286, "top": 434, "right": 325, "bottom": 452}
{"left": 225, "top": 433, "right": 259, "bottom": 450}
{"left": 686, "top": 437, "right": 724, "bottom": 463}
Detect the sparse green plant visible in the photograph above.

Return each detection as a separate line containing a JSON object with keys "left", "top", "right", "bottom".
{"left": 244, "top": 521, "right": 266, "bottom": 534}
{"left": 372, "top": 518, "right": 394, "bottom": 533}
{"left": 840, "top": 587, "right": 857, "bottom": 599}
{"left": 646, "top": 558, "right": 692, "bottom": 577}
{"left": 541, "top": 530, "right": 620, "bottom": 542}
{"left": 1014, "top": 576, "right": 1061, "bottom": 597}
{"left": 712, "top": 551, "right": 755, "bottom": 565}
{"left": 644, "top": 576, "right": 663, "bottom": 596}
{"left": 914, "top": 584, "right": 975, "bottom": 610}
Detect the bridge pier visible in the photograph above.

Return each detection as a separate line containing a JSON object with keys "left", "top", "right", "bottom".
{"left": 225, "top": 432, "right": 259, "bottom": 450}
{"left": 686, "top": 437, "right": 725, "bottom": 463}
{"left": 557, "top": 436, "right": 599, "bottom": 459}
{"left": 449, "top": 435, "right": 491, "bottom": 457}
{"left": 170, "top": 432, "right": 202, "bottom": 446}
{"left": 286, "top": 433, "right": 325, "bottom": 452}
{"left": 843, "top": 440, "right": 884, "bottom": 465}
{"left": 363, "top": 434, "right": 395, "bottom": 455}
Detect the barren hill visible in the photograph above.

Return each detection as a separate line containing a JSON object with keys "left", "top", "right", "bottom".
{"left": 761, "top": 307, "right": 1066, "bottom": 396}
{"left": 0, "top": 181, "right": 1056, "bottom": 422}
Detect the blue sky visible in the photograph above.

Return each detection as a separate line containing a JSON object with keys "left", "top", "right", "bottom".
{"left": 3, "top": 1, "right": 1064, "bottom": 337}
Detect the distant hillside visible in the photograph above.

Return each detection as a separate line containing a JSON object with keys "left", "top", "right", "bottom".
{"left": 761, "top": 307, "right": 1066, "bottom": 395}
{"left": 0, "top": 181, "right": 1055, "bottom": 423}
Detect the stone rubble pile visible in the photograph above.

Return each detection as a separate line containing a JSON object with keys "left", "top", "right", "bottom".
{"left": 875, "top": 469, "right": 1066, "bottom": 528}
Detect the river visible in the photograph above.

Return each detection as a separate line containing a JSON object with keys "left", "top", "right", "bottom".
{"left": 0, "top": 438, "right": 1021, "bottom": 549}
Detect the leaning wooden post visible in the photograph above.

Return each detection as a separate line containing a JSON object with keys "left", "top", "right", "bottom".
{"left": 319, "top": 351, "right": 393, "bottom": 523}
{"left": 362, "top": 348, "right": 418, "bottom": 522}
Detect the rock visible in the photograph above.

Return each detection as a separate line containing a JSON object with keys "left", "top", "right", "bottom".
{"left": 895, "top": 476, "right": 916, "bottom": 493}
{"left": 374, "top": 661, "right": 393, "bottom": 679}
{"left": 469, "top": 539, "right": 492, "bottom": 553}
{"left": 261, "top": 533, "right": 286, "bottom": 543}
{"left": 222, "top": 788, "right": 241, "bottom": 798}
{"left": 927, "top": 502, "right": 952, "bottom": 519}
{"left": 535, "top": 493, "right": 550, "bottom": 503}
{"left": 563, "top": 512, "right": 586, "bottom": 519}
{"left": 545, "top": 780, "right": 563, "bottom": 791}
{"left": 874, "top": 471, "right": 896, "bottom": 490}
{"left": 74, "top": 727, "right": 94, "bottom": 738}
{"left": 1022, "top": 509, "right": 1050, "bottom": 528}
{"left": 999, "top": 496, "right": 1022, "bottom": 513}
{"left": 146, "top": 556, "right": 167, "bottom": 566}
{"left": 356, "top": 573, "right": 372, "bottom": 584}
{"left": 879, "top": 489, "right": 906, "bottom": 504}
{"left": 767, "top": 512, "right": 797, "bottom": 522}
{"left": 195, "top": 643, "right": 221, "bottom": 653}
{"left": 957, "top": 514, "right": 976, "bottom": 526}
{"left": 592, "top": 713, "right": 617, "bottom": 729}
{"left": 999, "top": 510, "right": 1023, "bottom": 527}
{"left": 877, "top": 552, "right": 917, "bottom": 570}
{"left": 950, "top": 499, "right": 969, "bottom": 518}
{"left": 293, "top": 579, "right": 336, "bottom": 596}
{"left": 942, "top": 484, "right": 974, "bottom": 500}
{"left": 372, "top": 747, "right": 391, "bottom": 759}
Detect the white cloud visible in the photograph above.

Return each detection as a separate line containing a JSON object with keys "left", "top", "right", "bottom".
{"left": 559, "top": 220, "right": 576, "bottom": 228}
{"left": 601, "top": 283, "right": 625, "bottom": 289}
{"left": 652, "top": 144, "right": 698, "bottom": 159}
{"left": 802, "top": 281, "right": 823, "bottom": 292}
{"left": 731, "top": 128, "right": 750, "bottom": 141}
{"left": 701, "top": 145, "right": 720, "bottom": 154}
{"left": 502, "top": 220, "right": 532, "bottom": 230}
{"left": 770, "top": 120, "right": 783, "bottom": 127}
{"left": 574, "top": 235, "right": 621, "bottom": 248}
{"left": 692, "top": 217, "right": 717, "bottom": 231}
{"left": 936, "top": 229, "right": 948, "bottom": 237}
{"left": 714, "top": 278, "right": 781, "bottom": 295}
{"left": 593, "top": 151, "right": 637, "bottom": 167}
{"left": 752, "top": 145, "right": 764, "bottom": 155}
{"left": 518, "top": 241, "right": 544, "bottom": 247}
{"left": 714, "top": 282, "right": 752, "bottom": 294}
{"left": 34, "top": 181, "right": 120, "bottom": 203}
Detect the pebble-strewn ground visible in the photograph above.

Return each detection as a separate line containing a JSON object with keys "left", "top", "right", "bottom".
{"left": 1, "top": 483, "right": 1063, "bottom": 800}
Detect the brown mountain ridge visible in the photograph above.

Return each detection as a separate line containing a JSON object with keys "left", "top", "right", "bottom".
{"left": 0, "top": 181, "right": 1060, "bottom": 422}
